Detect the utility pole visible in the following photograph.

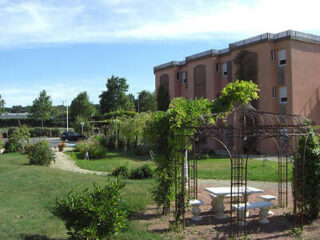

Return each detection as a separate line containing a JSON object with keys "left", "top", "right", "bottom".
{"left": 66, "top": 81, "right": 69, "bottom": 132}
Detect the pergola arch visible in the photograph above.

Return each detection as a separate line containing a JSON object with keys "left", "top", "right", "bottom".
{"left": 173, "top": 104, "right": 311, "bottom": 237}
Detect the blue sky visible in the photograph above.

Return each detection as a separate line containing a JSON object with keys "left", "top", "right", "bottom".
{"left": 1, "top": 0, "right": 320, "bottom": 107}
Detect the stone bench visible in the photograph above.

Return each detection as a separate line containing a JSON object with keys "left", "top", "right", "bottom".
{"left": 189, "top": 199, "right": 204, "bottom": 221}
{"left": 258, "top": 195, "right": 277, "bottom": 215}
{"left": 232, "top": 201, "right": 273, "bottom": 225}
{"left": 210, "top": 193, "right": 242, "bottom": 213}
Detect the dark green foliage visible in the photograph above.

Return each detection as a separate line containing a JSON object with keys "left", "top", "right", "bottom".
{"left": 147, "top": 80, "right": 260, "bottom": 223}
{"left": 134, "top": 145, "right": 150, "bottom": 156}
{"left": 70, "top": 91, "right": 95, "bottom": 120}
{"left": 0, "top": 94, "right": 5, "bottom": 115}
{"left": 0, "top": 118, "right": 66, "bottom": 128}
{"left": 53, "top": 180, "right": 128, "bottom": 239}
{"left": 156, "top": 85, "right": 170, "bottom": 111}
{"left": 293, "top": 130, "right": 320, "bottom": 219}
{"left": 129, "top": 164, "right": 153, "bottom": 179}
{"left": 92, "top": 135, "right": 108, "bottom": 148}
{"left": 4, "top": 126, "right": 30, "bottom": 153}
{"left": 137, "top": 90, "right": 156, "bottom": 112}
{"left": 30, "top": 90, "right": 52, "bottom": 128}
{"left": 75, "top": 138, "right": 106, "bottom": 159}
{"left": 112, "top": 166, "right": 130, "bottom": 177}
{"left": 99, "top": 76, "right": 134, "bottom": 114}
{"left": 73, "top": 116, "right": 93, "bottom": 136}
{"left": 4, "top": 138, "right": 20, "bottom": 153}
{"left": 103, "top": 110, "right": 136, "bottom": 120}
{"left": 28, "top": 140, "right": 54, "bottom": 165}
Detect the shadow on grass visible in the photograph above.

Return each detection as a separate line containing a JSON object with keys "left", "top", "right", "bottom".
{"left": 20, "top": 234, "right": 65, "bottom": 240}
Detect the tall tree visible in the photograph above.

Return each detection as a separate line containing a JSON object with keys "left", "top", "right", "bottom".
{"left": 156, "top": 85, "right": 170, "bottom": 111}
{"left": 30, "top": 90, "right": 52, "bottom": 128}
{"left": 0, "top": 94, "right": 5, "bottom": 115}
{"left": 70, "top": 92, "right": 95, "bottom": 120}
{"left": 99, "top": 76, "right": 134, "bottom": 113}
{"left": 137, "top": 90, "right": 156, "bottom": 112}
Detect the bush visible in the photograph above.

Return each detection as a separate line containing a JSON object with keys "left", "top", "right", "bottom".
{"left": 0, "top": 138, "right": 4, "bottom": 149}
{"left": 106, "top": 134, "right": 125, "bottom": 150}
{"left": 4, "top": 138, "right": 20, "bottom": 153}
{"left": 4, "top": 126, "right": 30, "bottom": 153}
{"left": 129, "top": 164, "right": 153, "bottom": 179}
{"left": 75, "top": 138, "right": 105, "bottom": 159}
{"left": 28, "top": 140, "right": 54, "bottom": 165}
{"left": 93, "top": 135, "right": 108, "bottom": 148}
{"left": 112, "top": 166, "right": 129, "bottom": 177}
{"left": 53, "top": 180, "right": 128, "bottom": 239}
{"left": 134, "top": 145, "right": 150, "bottom": 156}
{"left": 293, "top": 130, "right": 320, "bottom": 219}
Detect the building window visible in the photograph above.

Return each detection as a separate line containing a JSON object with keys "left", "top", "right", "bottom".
{"left": 279, "top": 86, "right": 287, "bottom": 104}
{"left": 222, "top": 63, "right": 227, "bottom": 77}
{"left": 278, "top": 49, "right": 286, "bottom": 66}
{"left": 271, "top": 50, "right": 275, "bottom": 62}
{"left": 272, "top": 87, "right": 276, "bottom": 98}
{"left": 216, "top": 63, "right": 219, "bottom": 72}
{"left": 176, "top": 72, "right": 180, "bottom": 80}
{"left": 182, "top": 71, "right": 187, "bottom": 84}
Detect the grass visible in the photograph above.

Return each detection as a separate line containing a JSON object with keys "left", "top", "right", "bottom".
{"left": 197, "top": 157, "right": 292, "bottom": 182}
{"left": 69, "top": 151, "right": 291, "bottom": 182}
{"left": 0, "top": 153, "right": 159, "bottom": 240}
{"left": 67, "top": 151, "right": 154, "bottom": 172}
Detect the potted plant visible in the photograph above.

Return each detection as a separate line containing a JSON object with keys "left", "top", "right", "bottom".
{"left": 58, "top": 142, "right": 66, "bottom": 152}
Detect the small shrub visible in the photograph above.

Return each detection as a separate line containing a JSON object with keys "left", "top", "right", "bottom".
{"left": 2, "top": 132, "right": 7, "bottom": 138}
{"left": 134, "top": 145, "right": 149, "bottom": 156}
{"left": 129, "top": 164, "right": 153, "bottom": 179}
{"left": 93, "top": 135, "right": 108, "bottom": 148}
{"left": 112, "top": 166, "right": 129, "bottom": 177}
{"left": 53, "top": 180, "right": 128, "bottom": 239}
{"left": 0, "top": 138, "right": 3, "bottom": 149}
{"left": 4, "top": 126, "right": 30, "bottom": 153}
{"left": 4, "top": 138, "right": 20, "bottom": 153}
{"left": 75, "top": 138, "right": 105, "bottom": 159}
{"left": 28, "top": 140, "right": 54, "bottom": 165}
{"left": 51, "top": 128, "right": 60, "bottom": 137}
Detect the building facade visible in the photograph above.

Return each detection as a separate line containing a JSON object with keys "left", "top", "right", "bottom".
{"left": 154, "top": 30, "right": 320, "bottom": 125}
{"left": 154, "top": 30, "right": 320, "bottom": 154}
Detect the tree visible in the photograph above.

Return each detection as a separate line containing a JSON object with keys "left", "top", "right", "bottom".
{"left": 70, "top": 92, "right": 95, "bottom": 120}
{"left": 156, "top": 85, "right": 170, "bottom": 111}
{"left": 99, "top": 76, "right": 134, "bottom": 113}
{"left": 293, "top": 129, "right": 320, "bottom": 219}
{"left": 137, "top": 90, "right": 156, "bottom": 112}
{"left": 30, "top": 90, "right": 52, "bottom": 128}
{"left": 0, "top": 94, "right": 5, "bottom": 115}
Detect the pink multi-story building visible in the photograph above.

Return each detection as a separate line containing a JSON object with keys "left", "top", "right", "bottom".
{"left": 154, "top": 30, "right": 320, "bottom": 126}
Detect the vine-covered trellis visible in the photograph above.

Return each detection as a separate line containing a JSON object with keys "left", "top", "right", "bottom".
{"left": 173, "top": 104, "right": 311, "bottom": 237}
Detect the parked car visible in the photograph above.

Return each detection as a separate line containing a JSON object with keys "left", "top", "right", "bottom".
{"left": 60, "top": 132, "right": 85, "bottom": 141}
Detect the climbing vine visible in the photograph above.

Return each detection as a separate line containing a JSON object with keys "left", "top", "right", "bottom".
{"left": 147, "top": 80, "right": 259, "bottom": 225}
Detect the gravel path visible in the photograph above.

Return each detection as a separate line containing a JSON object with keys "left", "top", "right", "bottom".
{"left": 50, "top": 148, "right": 109, "bottom": 176}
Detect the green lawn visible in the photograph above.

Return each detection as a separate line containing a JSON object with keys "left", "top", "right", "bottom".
{"left": 0, "top": 153, "right": 159, "bottom": 240}
{"left": 70, "top": 151, "right": 291, "bottom": 182}
{"left": 68, "top": 151, "right": 154, "bottom": 172}
{"left": 197, "top": 157, "right": 292, "bottom": 182}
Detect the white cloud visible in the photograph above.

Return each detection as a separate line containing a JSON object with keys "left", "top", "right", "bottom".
{"left": 0, "top": 0, "right": 320, "bottom": 48}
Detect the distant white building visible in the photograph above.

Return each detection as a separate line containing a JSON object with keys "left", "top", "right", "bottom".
{"left": 0, "top": 112, "right": 29, "bottom": 119}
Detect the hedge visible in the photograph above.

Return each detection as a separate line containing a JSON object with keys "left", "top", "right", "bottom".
{"left": 1, "top": 127, "right": 73, "bottom": 138}
{"left": 0, "top": 118, "right": 68, "bottom": 128}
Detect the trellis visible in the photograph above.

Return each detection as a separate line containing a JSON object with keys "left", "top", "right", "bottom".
{"left": 173, "top": 105, "right": 311, "bottom": 237}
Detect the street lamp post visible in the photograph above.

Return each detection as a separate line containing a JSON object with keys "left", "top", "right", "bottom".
{"left": 80, "top": 122, "right": 85, "bottom": 135}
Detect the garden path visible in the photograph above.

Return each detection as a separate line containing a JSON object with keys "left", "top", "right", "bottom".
{"left": 50, "top": 148, "right": 109, "bottom": 176}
